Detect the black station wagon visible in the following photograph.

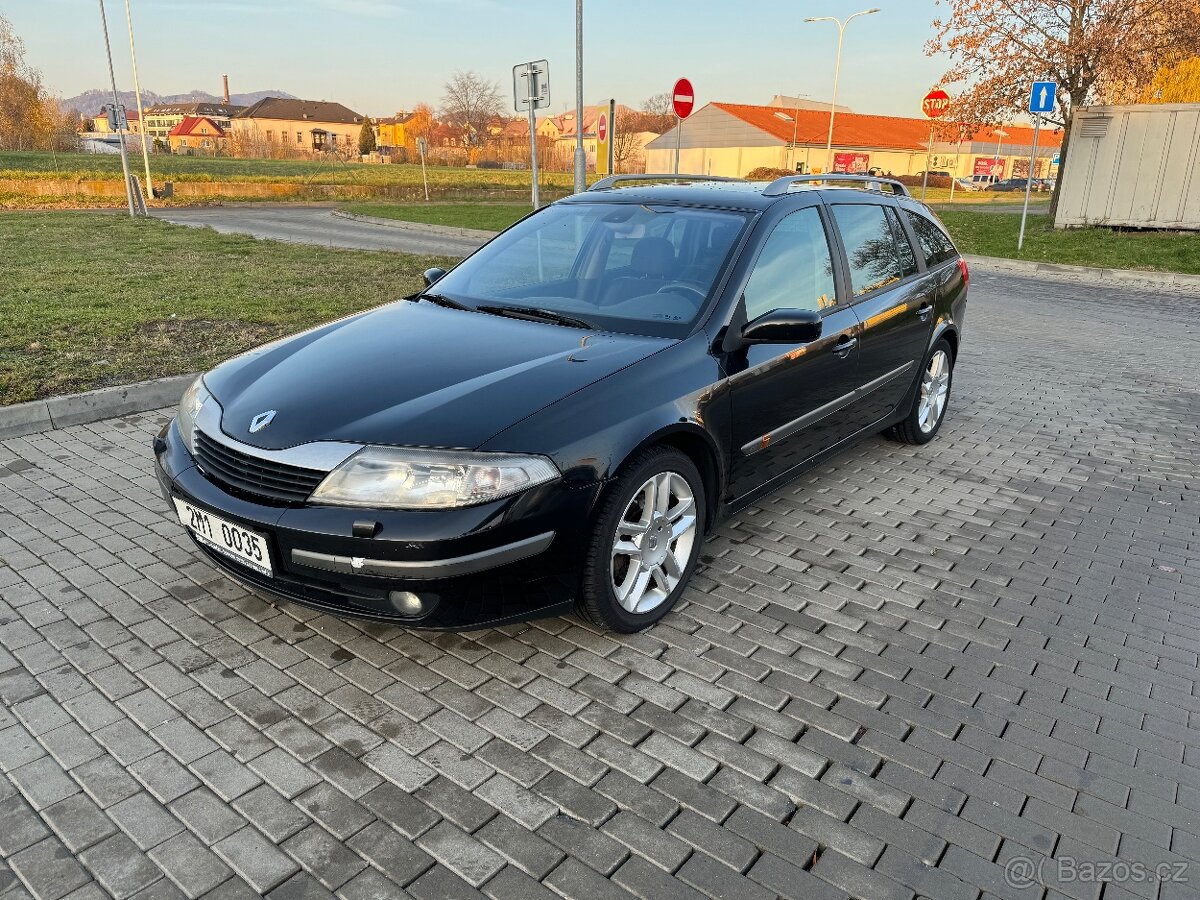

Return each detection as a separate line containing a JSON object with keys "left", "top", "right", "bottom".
{"left": 155, "top": 174, "right": 968, "bottom": 632}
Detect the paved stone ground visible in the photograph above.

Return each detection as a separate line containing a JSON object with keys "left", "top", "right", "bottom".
{"left": 2, "top": 271, "right": 1198, "bottom": 900}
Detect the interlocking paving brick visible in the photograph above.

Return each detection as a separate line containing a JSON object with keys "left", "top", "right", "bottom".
{"left": 77, "top": 832, "right": 163, "bottom": 898}
{"left": 213, "top": 826, "right": 300, "bottom": 894}
{"left": 4, "top": 274, "right": 1200, "bottom": 900}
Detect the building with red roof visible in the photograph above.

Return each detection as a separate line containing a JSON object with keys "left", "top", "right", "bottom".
{"left": 167, "top": 116, "right": 228, "bottom": 155}
{"left": 646, "top": 101, "right": 1063, "bottom": 180}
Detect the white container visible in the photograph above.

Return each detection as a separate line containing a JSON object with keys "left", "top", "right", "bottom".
{"left": 1055, "top": 103, "right": 1200, "bottom": 230}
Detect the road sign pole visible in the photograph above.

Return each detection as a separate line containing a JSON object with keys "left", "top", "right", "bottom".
{"left": 528, "top": 103, "right": 540, "bottom": 209}
{"left": 921, "top": 124, "right": 933, "bottom": 201}
{"left": 607, "top": 98, "right": 615, "bottom": 175}
{"left": 98, "top": 0, "right": 136, "bottom": 217}
{"left": 1018, "top": 114, "right": 1041, "bottom": 251}
{"left": 674, "top": 116, "right": 681, "bottom": 175}
{"left": 418, "top": 138, "right": 429, "bottom": 201}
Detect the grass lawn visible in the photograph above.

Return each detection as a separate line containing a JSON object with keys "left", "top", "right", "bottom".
{"left": 0, "top": 150, "right": 579, "bottom": 190}
{"left": 938, "top": 210, "right": 1200, "bottom": 274}
{"left": 342, "top": 202, "right": 532, "bottom": 232}
{"left": 0, "top": 212, "right": 455, "bottom": 406}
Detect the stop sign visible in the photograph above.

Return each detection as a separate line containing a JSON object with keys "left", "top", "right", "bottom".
{"left": 922, "top": 88, "right": 951, "bottom": 118}
{"left": 672, "top": 78, "right": 695, "bottom": 119}
{"left": 597, "top": 113, "right": 608, "bottom": 143}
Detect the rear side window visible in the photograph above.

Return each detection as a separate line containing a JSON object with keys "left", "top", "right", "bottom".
{"left": 904, "top": 209, "right": 957, "bottom": 267}
{"left": 885, "top": 208, "right": 918, "bottom": 277}
{"left": 831, "top": 204, "right": 902, "bottom": 297}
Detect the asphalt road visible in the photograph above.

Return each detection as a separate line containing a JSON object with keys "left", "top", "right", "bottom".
{"left": 152, "top": 206, "right": 489, "bottom": 256}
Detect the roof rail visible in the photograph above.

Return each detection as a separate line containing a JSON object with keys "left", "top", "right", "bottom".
{"left": 588, "top": 173, "right": 745, "bottom": 191}
{"left": 761, "top": 174, "right": 911, "bottom": 197}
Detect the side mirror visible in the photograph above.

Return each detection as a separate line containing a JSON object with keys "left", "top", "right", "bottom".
{"left": 423, "top": 267, "right": 448, "bottom": 287}
{"left": 740, "top": 308, "right": 822, "bottom": 345}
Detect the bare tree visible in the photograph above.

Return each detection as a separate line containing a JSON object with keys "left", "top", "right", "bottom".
{"left": 440, "top": 71, "right": 502, "bottom": 148}
{"left": 927, "top": 0, "right": 1200, "bottom": 214}
{"left": 640, "top": 91, "right": 676, "bottom": 134}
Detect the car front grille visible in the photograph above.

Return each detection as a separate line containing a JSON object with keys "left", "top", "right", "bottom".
{"left": 193, "top": 428, "right": 327, "bottom": 504}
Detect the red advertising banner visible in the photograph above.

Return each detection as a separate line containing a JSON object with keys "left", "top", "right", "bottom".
{"left": 973, "top": 157, "right": 1005, "bottom": 177}
{"left": 833, "top": 152, "right": 870, "bottom": 174}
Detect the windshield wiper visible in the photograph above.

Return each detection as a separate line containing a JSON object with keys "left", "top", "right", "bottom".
{"left": 477, "top": 305, "right": 595, "bottom": 330}
{"left": 418, "top": 292, "right": 473, "bottom": 311}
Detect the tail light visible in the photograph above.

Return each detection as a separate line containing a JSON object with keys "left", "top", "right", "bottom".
{"left": 957, "top": 257, "right": 969, "bottom": 285}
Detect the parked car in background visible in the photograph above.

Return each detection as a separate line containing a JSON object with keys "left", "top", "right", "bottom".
{"left": 155, "top": 173, "right": 969, "bottom": 633}
{"left": 970, "top": 173, "right": 1000, "bottom": 189}
{"left": 991, "top": 177, "right": 1033, "bottom": 192}
{"left": 953, "top": 177, "right": 978, "bottom": 192}
{"left": 915, "top": 170, "right": 952, "bottom": 180}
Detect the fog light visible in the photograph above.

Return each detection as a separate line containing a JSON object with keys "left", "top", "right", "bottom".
{"left": 388, "top": 590, "right": 427, "bottom": 617}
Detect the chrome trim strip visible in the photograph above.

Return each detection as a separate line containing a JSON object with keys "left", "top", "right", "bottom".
{"left": 194, "top": 401, "right": 363, "bottom": 472}
{"left": 741, "top": 360, "right": 915, "bottom": 456}
{"left": 290, "top": 531, "right": 556, "bottom": 580}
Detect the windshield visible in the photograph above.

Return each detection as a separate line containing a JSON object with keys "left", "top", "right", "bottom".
{"left": 429, "top": 202, "right": 750, "bottom": 338}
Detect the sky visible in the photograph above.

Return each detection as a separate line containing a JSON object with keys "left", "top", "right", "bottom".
{"left": 9, "top": 0, "right": 953, "bottom": 119}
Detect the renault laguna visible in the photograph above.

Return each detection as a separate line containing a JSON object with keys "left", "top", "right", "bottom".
{"left": 154, "top": 174, "right": 968, "bottom": 632}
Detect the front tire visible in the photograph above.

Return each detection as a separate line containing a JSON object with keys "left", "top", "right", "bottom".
{"left": 888, "top": 338, "right": 954, "bottom": 445}
{"left": 578, "top": 447, "right": 705, "bottom": 633}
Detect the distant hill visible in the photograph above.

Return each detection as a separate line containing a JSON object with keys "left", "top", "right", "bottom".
{"left": 60, "top": 88, "right": 298, "bottom": 115}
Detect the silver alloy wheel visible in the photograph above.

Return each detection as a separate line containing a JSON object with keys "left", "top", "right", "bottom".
{"left": 610, "top": 471, "right": 698, "bottom": 614}
{"left": 918, "top": 349, "right": 951, "bottom": 433}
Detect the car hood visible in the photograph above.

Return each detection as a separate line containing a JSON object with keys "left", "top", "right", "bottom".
{"left": 204, "top": 300, "right": 671, "bottom": 451}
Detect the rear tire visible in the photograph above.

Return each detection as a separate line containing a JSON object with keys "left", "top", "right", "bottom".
{"left": 578, "top": 447, "right": 705, "bottom": 633}
{"left": 888, "top": 338, "right": 954, "bottom": 445}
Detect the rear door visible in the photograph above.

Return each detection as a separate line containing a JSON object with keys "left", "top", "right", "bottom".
{"left": 827, "top": 201, "right": 935, "bottom": 427}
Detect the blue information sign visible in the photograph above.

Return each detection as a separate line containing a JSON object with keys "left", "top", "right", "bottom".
{"left": 1029, "top": 81, "right": 1057, "bottom": 114}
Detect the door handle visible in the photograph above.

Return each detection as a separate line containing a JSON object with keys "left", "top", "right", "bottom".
{"left": 832, "top": 335, "right": 857, "bottom": 358}
{"left": 916, "top": 302, "right": 934, "bottom": 320}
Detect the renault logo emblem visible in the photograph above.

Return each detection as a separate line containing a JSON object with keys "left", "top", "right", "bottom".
{"left": 249, "top": 410, "right": 277, "bottom": 433}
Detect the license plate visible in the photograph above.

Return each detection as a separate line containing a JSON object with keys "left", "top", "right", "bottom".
{"left": 173, "top": 498, "right": 273, "bottom": 578}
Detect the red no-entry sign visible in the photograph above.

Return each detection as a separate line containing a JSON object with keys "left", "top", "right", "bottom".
{"left": 922, "top": 88, "right": 951, "bottom": 119}
{"left": 597, "top": 113, "right": 608, "bottom": 143}
{"left": 672, "top": 78, "right": 695, "bottom": 119}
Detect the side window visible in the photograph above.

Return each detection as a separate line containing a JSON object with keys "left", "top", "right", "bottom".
{"left": 832, "top": 204, "right": 902, "bottom": 297}
{"left": 885, "top": 208, "right": 918, "bottom": 277}
{"left": 743, "top": 207, "right": 837, "bottom": 321}
{"left": 904, "top": 209, "right": 957, "bottom": 267}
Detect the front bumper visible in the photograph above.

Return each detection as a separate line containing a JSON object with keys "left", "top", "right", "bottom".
{"left": 153, "top": 420, "right": 599, "bottom": 628}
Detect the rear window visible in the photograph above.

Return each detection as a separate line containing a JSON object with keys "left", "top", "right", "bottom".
{"left": 831, "top": 204, "right": 902, "bottom": 297}
{"left": 903, "top": 209, "right": 957, "bottom": 268}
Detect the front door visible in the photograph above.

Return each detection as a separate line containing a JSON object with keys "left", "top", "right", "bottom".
{"left": 828, "top": 202, "right": 936, "bottom": 426}
{"left": 725, "top": 203, "right": 864, "bottom": 500}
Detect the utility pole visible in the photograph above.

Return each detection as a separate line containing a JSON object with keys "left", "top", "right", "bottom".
{"left": 573, "top": 0, "right": 586, "bottom": 194}
{"left": 98, "top": 0, "right": 136, "bottom": 217}
{"left": 123, "top": 0, "right": 153, "bottom": 198}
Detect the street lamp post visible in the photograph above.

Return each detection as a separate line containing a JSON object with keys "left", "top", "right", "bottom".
{"left": 804, "top": 7, "right": 879, "bottom": 175}
{"left": 123, "top": 0, "right": 153, "bottom": 198}
{"left": 573, "top": 0, "right": 586, "bottom": 194}
{"left": 993, "top": 127, "right": 1009, "bottom": 171}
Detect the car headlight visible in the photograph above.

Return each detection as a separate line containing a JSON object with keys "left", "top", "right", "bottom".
{"left": 177, "top": 376, "right": 211, "bottom": 452}
{"left": 310, "top": 447, "right": 560, "bottom": 509}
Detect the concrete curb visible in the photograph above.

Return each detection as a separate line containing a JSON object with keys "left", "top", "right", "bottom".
{"left": 0, "top": 374, "right": 196, "bottom": 441}
{"left": 330, "top": 210, "right": 499, "bottom": 241}
{"left": 963, "top": 254, "right": 1200, "bottom": 291}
